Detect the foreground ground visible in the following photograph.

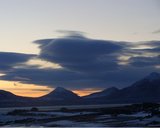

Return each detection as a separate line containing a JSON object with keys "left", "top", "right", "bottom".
{"left": 0, "top": 103, "right": 160, "bottom": 127}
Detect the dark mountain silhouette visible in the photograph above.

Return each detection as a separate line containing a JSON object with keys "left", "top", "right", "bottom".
{"left": 39, "top": 87, "right": 80, "bottom": 101}
{"left": 83, "top": 87, "right": 119, "bottom": 99}
{"left": 0, "top": 72, "right": 160, "bottom": 107}
{"left": 0, "top": 90, "right": 34, "bottom": 107}
{"left": 0, "top": 90, "right": 20, "bottom": 101}
{"left": 88, "top": 72, "right": 160, "bottom": 103}
{"left": 35, "top": 87, "right": 82, "bottom": 106}
{"left": 0, "top": 87, "right": 81, "bottom": 107}
{"left": 112, "top": 72, "right": 160, "bottom": 103}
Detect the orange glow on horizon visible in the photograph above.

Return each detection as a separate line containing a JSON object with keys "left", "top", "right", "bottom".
{"left": 73, "top": 88, "right": 102, "bottom": 96}
{"left": 0, "top": 80, "right": 101, "bottom": 97}
{"left": 0, "top": 80, "right": 53, "bottom": 97}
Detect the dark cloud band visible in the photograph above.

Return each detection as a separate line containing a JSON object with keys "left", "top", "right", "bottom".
{"left": 0, "top": 52, "right": 35, "bottom": 72}
{"left": 0, "top": 34, "right": 159, "bottom": 89}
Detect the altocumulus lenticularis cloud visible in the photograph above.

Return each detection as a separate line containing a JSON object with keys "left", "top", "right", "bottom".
{"left": 0, "top": 33, "right": 160, "bottom": 89}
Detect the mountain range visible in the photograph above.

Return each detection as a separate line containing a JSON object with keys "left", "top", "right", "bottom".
{"left": 0, "top": 72, "right": 160, "bottom": 107}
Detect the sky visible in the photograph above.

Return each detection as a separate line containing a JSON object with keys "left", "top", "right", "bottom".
{"left": 0, "top": 0, "right": 160, "bottom": 97}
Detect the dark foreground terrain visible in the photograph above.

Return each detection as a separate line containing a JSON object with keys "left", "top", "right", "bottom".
{"left": 0, "top": 103, "right": 160, "bottom": 127}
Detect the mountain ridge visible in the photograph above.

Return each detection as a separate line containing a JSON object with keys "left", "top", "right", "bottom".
{"left": 0, "top": 72, "right": 160, "bottom": 107}
{"left": 83, "top": 87, "right": 119, "bottom": 99}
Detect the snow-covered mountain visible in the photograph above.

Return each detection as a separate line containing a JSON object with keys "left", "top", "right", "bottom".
{"left": 104, "top": 72, "right": 160, "bottom": 103}
{"left": 82, "top": 72, "right": 160, "bottom": 103}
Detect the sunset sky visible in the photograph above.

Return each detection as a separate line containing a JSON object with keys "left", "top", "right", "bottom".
{"left": 0, "top": 0, "right": 160, "bottom": 97}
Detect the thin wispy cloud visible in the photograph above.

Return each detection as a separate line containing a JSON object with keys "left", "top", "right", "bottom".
{"left": 152, "top": 29, "right": 160, "bottom": 34}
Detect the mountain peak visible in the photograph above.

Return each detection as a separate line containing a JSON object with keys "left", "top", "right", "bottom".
{"left": 40, "top": 87, "right": 80, "bottom": 100}
{"left": 83, "top": 87, "right": 119, "bottom": 99}
{"left": 146, "top": 72, "right": 160, "bottom": 81}
{"left": 103, "top": 87, "right": 118, "bottom": 92}
{"left": 54, "top": 87, "right": 68, "bottom": 92}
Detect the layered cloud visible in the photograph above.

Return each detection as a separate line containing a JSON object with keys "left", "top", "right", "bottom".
{"left": 0, "top": 52, "right": 35, "bottom": 72}
{"left": 34, "top": 35, "right": 124, "bottom": 73}
{"left": 0, "top": 33, "right": 160, "bottom": 89}
{"left": 129, "top": 56, "right": 160, "bottom": 67}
